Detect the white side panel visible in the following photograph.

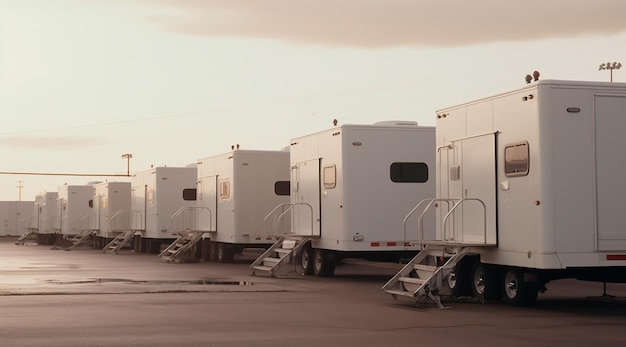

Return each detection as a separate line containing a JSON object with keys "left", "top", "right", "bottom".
{"left": 595, "top": 95, "right": 626, "bottom": 250}
{"left": 291, "top": 159, "right": 321, "bottom": 236}
{"left": 58, "top": 186, "right": 94, "bottom": 235}
{"left": 95, "top": 182, "right": 131, "bottom": 237}
{"left": 550, "top": 88, "right": 596, "bottom": 254}
{"left": 153, "top": 168, "right": 197, "bottom": 238}
{"left": 197, "top": 175, "right": 218, "bottom": 234}
{"left": 232, "top": 152, "right": 290, "bottom": 243}
{"left": 0, "top": 202, "right": 9, "bottom": 236}
{"left": 444, "top": 134, "right": 497, "bottom": 244}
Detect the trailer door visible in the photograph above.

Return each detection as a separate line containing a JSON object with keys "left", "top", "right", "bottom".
{"left": 442, "top": 133, "right": 497, "bottom": 245}
{"left": 291, "top": 159, "right": 321, "bottom": 236}
{"left": 595, "top": 95, "right": 626, "bottom": 250}
{"left": 197, "top": 175, "right": 218, "bottom": 232}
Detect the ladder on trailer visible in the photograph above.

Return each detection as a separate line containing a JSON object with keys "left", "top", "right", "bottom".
{"left": 103, "top": 210, "right": 144, "bottom": 254}
{"left": 15, "top": 228, "right": 38, "bottom": 245}
{"left": 250, "top": 236, "right": 312, "bottom": 277}
{"left": 64, "top": 230, "right": 97, "bottom": 250}
{"left": 382, "top": 245, "right": 471, "bottom": 309}
{"left": 158, "top": 231, "right": 205, "bottom": 263}
{"left": 103, "top": 230, "right": 136, "bottom": 254}
{"left": 158, "top": 206, "right": 214, "bottom": 263}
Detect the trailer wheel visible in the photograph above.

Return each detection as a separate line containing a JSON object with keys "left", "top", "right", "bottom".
{"left": 313, "top": 248, "right": 335, "bottom": 277}
{"left": 217, "top": 243, "right": 234, "bottom": 263}
{"left": 503, "top": 269, "right": 539, "bottom": 306}
{"left": 209, "top": 241, "right": 219, "bottom": 262}
{"left": 300, "top": 243, "right": 314, "bottom": 276}
{"left": 471, "top": 261, "right": 502, "bottom": 301}
{"left": 448, "top": 259, "right": 472, "bottom": 298}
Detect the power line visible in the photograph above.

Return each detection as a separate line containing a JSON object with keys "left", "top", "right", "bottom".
{"left": 0, "top": 171, "right": 131, "bottom": 177}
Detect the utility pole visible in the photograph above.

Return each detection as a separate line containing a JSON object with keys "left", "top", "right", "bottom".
{"left": 121, "top": 153, "right": 132, "bottom": 176}
{"left": 16, "top": 180, "right": 23, "bottom": 201}
{"left": 599, "top": 62, "right": 622, "bottom": 82}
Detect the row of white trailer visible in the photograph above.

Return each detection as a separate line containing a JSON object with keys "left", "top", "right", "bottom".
{"left": 10, "top": 79, "right": 626, "bottom": 307}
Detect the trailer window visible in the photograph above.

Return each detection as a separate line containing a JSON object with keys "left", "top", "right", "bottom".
{"left": 220, "top": 180, "right": 231, "bottom": 199}
{"left": 323, "top": 165, "right": 337, "bottom": 189}
{"left": 504, "top": 142, "right": 529, "bottom": 177}
{"left": 274, "top": 181, "right": 290, "bottom": 196}
{"left": 390, "top": 162, "right": 429, "bottom": 183}
{"left": 182, "top": 188, "right": 197, "bottom": 201}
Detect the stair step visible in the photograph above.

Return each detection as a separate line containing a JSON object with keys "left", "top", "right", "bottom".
{"left": 252, "top": 265, "right": 273, "bottom": 272}
{"left": 384, "top": 289, "right": 415, "bottom": 298}
{"left": 275, "top": 248, "right": 291, "bottom": 254}
{"left": 263, "top": 257, "right": 280, "bottom": 263}
{"left": 399, "top": 276, "right": 427, "bottom": 285}
{"left": 282, "top": 240, "right": 297, "bottom": 249}
{"left": 413, "top": 264, "right": 437, "bottom": 272}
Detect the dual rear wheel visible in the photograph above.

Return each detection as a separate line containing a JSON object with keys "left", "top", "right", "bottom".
{"left": 300, "top": 243, "right": 335, "bottom": 277}
{"left": 450, "top": 259, "right": 539, "bottom": 306}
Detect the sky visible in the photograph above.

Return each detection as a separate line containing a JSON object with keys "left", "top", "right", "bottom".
{"left": 1, "top": 0, "right": 626, "bottom": 201}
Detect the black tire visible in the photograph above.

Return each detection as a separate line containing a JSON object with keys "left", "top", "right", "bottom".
{"left": 448, "top": 258, "right": 473, "bottom": 298}
{"left": 503, "top": 268, "right": 539, "bottom": 306}
{"left": 471, "top": 261, "right": 502, "bottom": 301}
{"left": 300, "top": 243, "right": 314, "bottom": 276}
{"left": 209, "top": 241, "right": 219, "bottom": 262}
{"left": 201, "top": 239, "right": 212, "bottom": 261}
{"left": 313, "top": 248, "right": 336, "bottom": 277}
{"left": 217, "top": 243, "right": 234, "bottom": 263}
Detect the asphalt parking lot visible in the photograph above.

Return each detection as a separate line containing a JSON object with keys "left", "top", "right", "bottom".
{"left": 1, "top": 237, "right": 625, "bottom": 347}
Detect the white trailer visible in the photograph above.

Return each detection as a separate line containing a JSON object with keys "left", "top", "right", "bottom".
{"left": 30, "top": 192, "right": 59, "bottom": 245}
{"left": 0, "top": 201, "right": 34, "bottom": 236}
{"left": 91, "top": 181, "right": 131, "bottom": 248}
{"left": 124, "top": 166, "right": 197, "bottom": 254}
{"left": 251, "top": 122, "right": 436, "bottom": 277}
{"left": 383, "top": 79, "right": 626, "bottom": 306}
{"left": 184, "top": 149, "right": 291, "bottom": 263}
{"left": 57, "top": 184, "right": 95, "bottom": 237}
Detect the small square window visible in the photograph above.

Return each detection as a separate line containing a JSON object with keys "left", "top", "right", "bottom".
{"left": 504, "top": 142, "right": 529, "bottom": 177}
{"left": 220, "top": 180, "right": 231, "bottom": 199}
{"left": 323, "top": 165, "right": 336, "bottom": 189}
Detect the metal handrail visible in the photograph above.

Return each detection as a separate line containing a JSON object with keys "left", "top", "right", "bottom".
{"left": 441, "top": 198, "right": 487, "bottom": 244}
{"left": 170, "top": 206, "right": 213, "bottom": 234}
{"left": 263, "top": 202, "right": 314, "bottom": 237}
{"left": 110, "top": 210, "right": 144, "bottom": 232}
{"left": 78, "top": 214, "right": 99, "bottom": 232}
{"left": 403, "top": 198, "right": 432, "bottom": 248}
{"left": 403, "top": 198, "right": 458, "bottom": 248}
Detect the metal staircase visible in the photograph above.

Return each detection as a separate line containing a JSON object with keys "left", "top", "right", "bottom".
{"left": 382, "top": 245, "right": 471, "bottom": 309}
{"left": 15, "top": 228, "right": 38, "bottom": 245}
{"left": 158, "top": 231, "right": 205, "bottom": 263}
{"left": 250, "top": 236, "right": 312, "bottom": 277}
{"left": 103, "top": 230, "right": 136, "bottom": 254}
{"left": 103, "top": 210, "right": 144, "bottom": 254}
{"left": 64, "top": 230, "right": 97, "bottom": 251}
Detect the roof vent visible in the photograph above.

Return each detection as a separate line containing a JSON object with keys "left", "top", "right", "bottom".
{"left": 374, "top": 120, "right": 418, "bottom": 126}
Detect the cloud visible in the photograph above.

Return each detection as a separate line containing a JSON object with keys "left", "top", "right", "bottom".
{"left": 129, "top": 0, "right": 626, "bottom": 48}
{"left": 0, "top": 136, "right": 109, "bottom": 150}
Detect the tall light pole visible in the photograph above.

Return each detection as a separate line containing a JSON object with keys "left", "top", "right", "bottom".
{"left": 121, "top": 153, "right": 132, "bottom": 176}
{"left": 16, "top": 180, "right": 23, "bottom": 201}
{"left": 599, "top": 61, "right": 622, "bottom": 82}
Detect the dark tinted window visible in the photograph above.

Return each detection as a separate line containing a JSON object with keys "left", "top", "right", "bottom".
{"left": 390, "top": 162, "right": 429, "bottom": 183}
{"left": 182, "top": 188, "right": 197, "bottom": 201}
{"left": 275, "top": 181, "right": 290, "bottom": 196}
